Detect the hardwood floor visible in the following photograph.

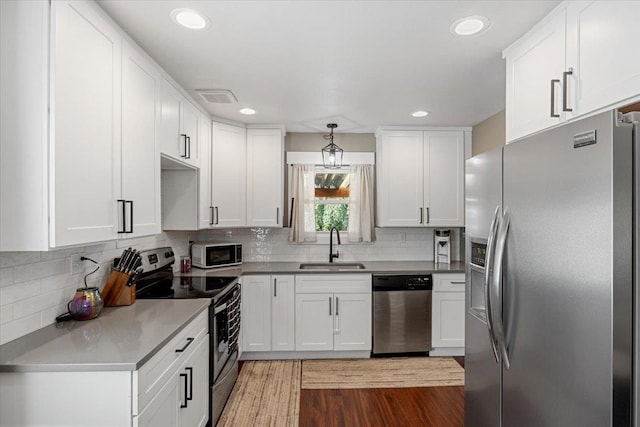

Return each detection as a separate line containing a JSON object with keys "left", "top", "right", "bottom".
{"left": 298, "top": 357, "right": 465, "bottom": 427}
{"left": 237, "top": 357, "right": 466, "bottom": 427}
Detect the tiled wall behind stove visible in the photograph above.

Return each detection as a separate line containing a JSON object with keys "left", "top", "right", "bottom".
{"left": 0, "top": 231, "right": 193, "bottom": 345}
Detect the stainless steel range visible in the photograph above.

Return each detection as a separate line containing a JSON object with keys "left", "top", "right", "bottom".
{"left": 133, "top": 247, "right": 240, "bottom": 426}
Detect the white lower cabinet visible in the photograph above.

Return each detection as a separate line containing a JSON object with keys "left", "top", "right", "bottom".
{"left": 242, "top": 275, "right": 295, "bottom": 352}
{"left": 295, "top": 274, "right": 372, "bottom": 352}
{"left": 431, "top": 274, "right": 465, "bottom": 352}
{"left": 0, "top": 310, "right": 209, "bottom": 427}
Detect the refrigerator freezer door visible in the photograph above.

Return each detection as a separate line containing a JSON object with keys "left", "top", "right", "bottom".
{"left": 502, "top": 111, "right": 633, "bottom": 426}
{"left": 464, "top": 147, "right": 503, "bottom": 427}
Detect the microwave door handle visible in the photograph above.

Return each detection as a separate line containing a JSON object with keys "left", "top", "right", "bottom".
{"left": 214, "top": 303, "right": 228, "bottom": 314}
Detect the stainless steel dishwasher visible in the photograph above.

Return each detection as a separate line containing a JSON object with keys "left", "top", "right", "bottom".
{"left": 372, "top": 274, "right": 433, "bottom": 356}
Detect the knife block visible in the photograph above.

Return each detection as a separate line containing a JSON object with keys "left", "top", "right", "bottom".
{"left": 102, "top": 270, "right": 136, "bottom": 307}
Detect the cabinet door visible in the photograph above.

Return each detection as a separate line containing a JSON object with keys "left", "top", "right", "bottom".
{"left": 424, "top": 131, "right": 465, "bottom": 227}
{"left": 505, "top": 8, "right": 566, "bottom": 142}
{"left": 246, "top": 129, "right": 283, "bottom": 227}
{"left": 295, "top": 294, "right": 334, "bottom": 351}
{"left": 181, "top": 100, "right": 200, "bottom": 167}
{"left": 53, "top": 0, "right": 121, "bottom": 247}
{"left": 567, "top": 1, "right": 640, "bottom": 116}
{"left": 242, "top": 275, "right": 271, "bottom": 352}
{"left": 211, "top": 123, "right": 246, "bottom": 227}
{"left": 334, "top": 293, "right": 372, "bottom": 351}
{"left": 179, "top": 335, "right": 209, "bottom": 427}
{"left": 121, "top": 41, "right": 161, "bottom": 238}
{"left": 432, "top": 292, "right": 465, "bottom": 348}
{"left": 272, "top": 275, "right": 295, "bottom": 351}
{"left": 198, "top": 113, "right": 212, "bottom": 229}
{"left": 376, "top": 131, "right": 424, "bottom": 226}
{"left": 135, "top": 374, "right": 180, "bottom": 427}
{"left": 160, "top": 77, "right": 183, "bottom": 161}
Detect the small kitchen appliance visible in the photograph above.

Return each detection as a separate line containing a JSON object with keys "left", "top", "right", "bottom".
{"left": 191, "top": 242, "right": 242, "bottom": 269}
{"left": 55, "top": 287, "right": 104, "bottom": 322}
{"left": 434, "top": 229, "right": 451, "bottom": 264}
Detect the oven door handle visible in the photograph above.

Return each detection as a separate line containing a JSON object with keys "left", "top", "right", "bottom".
{"left": 214, "top": 303, "right": 228, "bottom": 314}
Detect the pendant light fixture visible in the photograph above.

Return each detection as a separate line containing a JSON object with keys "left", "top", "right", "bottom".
{"left": 321, "top": 123, "right": 343, "bottom": 169}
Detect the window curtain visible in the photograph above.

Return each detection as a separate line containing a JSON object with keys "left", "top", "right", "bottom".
{"left": 288, "top": 164, "right": 317, "bottom": 243}
{"left": 348, "top": 164, "right": 375, "bottom": 242}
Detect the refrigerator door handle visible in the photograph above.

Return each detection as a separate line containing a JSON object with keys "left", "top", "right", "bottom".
{"left": 484, "top": 206, "right": 501, "bottom": 363}
{"left": 492, "top": 207, "right": 511, "bottom": 370}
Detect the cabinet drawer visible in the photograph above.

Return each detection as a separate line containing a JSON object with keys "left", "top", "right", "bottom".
{"left": 295, "top": 274, "right": 372, "bottom": 294}
{"left": 136, "top": 310, "right": 208, "bottom": 414}
{"left": 432, "top": 274, "right": 466, "bottom": 293}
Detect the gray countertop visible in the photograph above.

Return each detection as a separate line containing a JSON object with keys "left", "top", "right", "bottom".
{"left": 181, "top": 261, "right": 466, "bottom": 277}
{"left": 0, "top": 299, "right": 210, "bottom": 373}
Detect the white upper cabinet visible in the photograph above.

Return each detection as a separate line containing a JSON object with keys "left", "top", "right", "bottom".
{"left": 376, "top": 129, "right": 466, "bottom": 227}
{"left": 504, "top": 8, "right": 567, "bottom": 142}
{"left": 205, "top": 124, "right": 285, "bottom": 229}
{"left": 160, "top": 77, "right": 199, "bottom": 167}
{"left": 121, "top": 40, "right": 161, "bottom": 238}
{"left": 504, "top": 0, "right": 640, "bottom": 142}
{"left": 246, "top": 128, "right": 284, "bottom": 227}
{"left": 198, "top": 114, "right": 213, "bottom": 229}
{"left": 566, "top": 1, "right": 640, "bottom": 116}
{"left": 424, "top": 132, "right": 465, "bottom": 227}
{"left": 210, "top": 122, "right": 247, "bottom": 228}
{"left": 52, "top": 0, "right": 122, "bottom": 247}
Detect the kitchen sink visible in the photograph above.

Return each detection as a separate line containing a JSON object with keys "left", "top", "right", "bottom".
{"left": 299, "top": 262, "right": 367, "bottom": 271}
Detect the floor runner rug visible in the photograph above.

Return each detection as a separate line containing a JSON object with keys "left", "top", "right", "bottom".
{"left": 301, "top": 357, "right": 464, "bottom": 389}
{"left": 217, "top": 360, "right": 301, "bottom": 427}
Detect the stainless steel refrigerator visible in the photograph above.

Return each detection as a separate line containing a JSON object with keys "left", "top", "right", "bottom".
{"left": 464, "top": 109, "right": 638, "bottom": 426}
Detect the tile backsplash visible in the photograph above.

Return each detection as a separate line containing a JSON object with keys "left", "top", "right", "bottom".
{"left": 0, "top": 227, "right": 461, "bottom": 345}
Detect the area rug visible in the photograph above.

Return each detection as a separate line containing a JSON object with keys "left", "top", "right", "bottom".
{"left": 217, "top": 360, "right": 301, "bottom": 427}
{"left": 301, "top": 357, "right": 464, "bottom": 389}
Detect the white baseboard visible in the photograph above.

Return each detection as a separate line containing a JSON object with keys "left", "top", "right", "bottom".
{"left": 429, "top": 347, "right": 464, "bottom": 357}
{"left": 240, "top": 350, "right": 371, "bottom": 361}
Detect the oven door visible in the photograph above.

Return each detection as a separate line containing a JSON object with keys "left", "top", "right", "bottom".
{"left": 212, "top": 298, "right": 230, "bottom": 382}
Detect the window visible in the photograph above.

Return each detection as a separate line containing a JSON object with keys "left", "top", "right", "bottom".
{"left": 314, "top": 168, "right": 350, "bottom": 232}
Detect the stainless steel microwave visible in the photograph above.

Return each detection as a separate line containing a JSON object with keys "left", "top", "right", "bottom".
{"left": 191, "top": 243, "right": 242, "bottom": 269}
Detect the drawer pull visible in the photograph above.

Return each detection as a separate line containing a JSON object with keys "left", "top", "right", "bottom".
{"left": 450, "top": 281, "right": 466, "bottom": 285}
{"left": 185, "top": 367, "right": 193, "bottom": 401}
{"left": 175, "top": 337, "right": 194, "bottom": 353}
{"left": 180, "top": 373, "right": 188, "bottom": 408}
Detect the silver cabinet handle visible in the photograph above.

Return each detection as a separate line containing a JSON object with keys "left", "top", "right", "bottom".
{"left": 329, "top": 297, "right": 332, "bottom": 316}
{"left": 419, "top": 208, "right": 423, "bottom": 224}
{"left": 336, "top": 296, "right": 339, "bottom": 316}
{"left": 550, "top": 79, "right": 560, "bottom": 118}
{"left": 484, "top": 206, "right": 501, "bottom": 363}
{"left": 562, "top": 69, "right": 573, "bottom": 112}
{"left": 274, "top": 278, "right": 277, "bottom": 297}
{"left": 492, "top": 207, "right": 511, "bottom": 370}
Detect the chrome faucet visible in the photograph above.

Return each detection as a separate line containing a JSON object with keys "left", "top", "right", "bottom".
{"left": 329, "top": 227, "right": 341, "bottom": 263}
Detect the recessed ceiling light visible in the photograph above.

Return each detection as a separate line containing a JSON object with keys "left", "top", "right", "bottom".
{"left": 451, "top": 16, "right": 491, "bottom": 36}
{"left": 411, "top": 110, "right": 429, "bottom": 117}
{"left": 239, "top": 108, "right": 256, "bottom": 115}
{"left": 170, "top": 8, "right": 210, "bottom": 30}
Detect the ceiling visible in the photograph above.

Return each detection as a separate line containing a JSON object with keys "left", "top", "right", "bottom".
{"left": 97, "top": 1, "right": 560, "bottom": 133}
